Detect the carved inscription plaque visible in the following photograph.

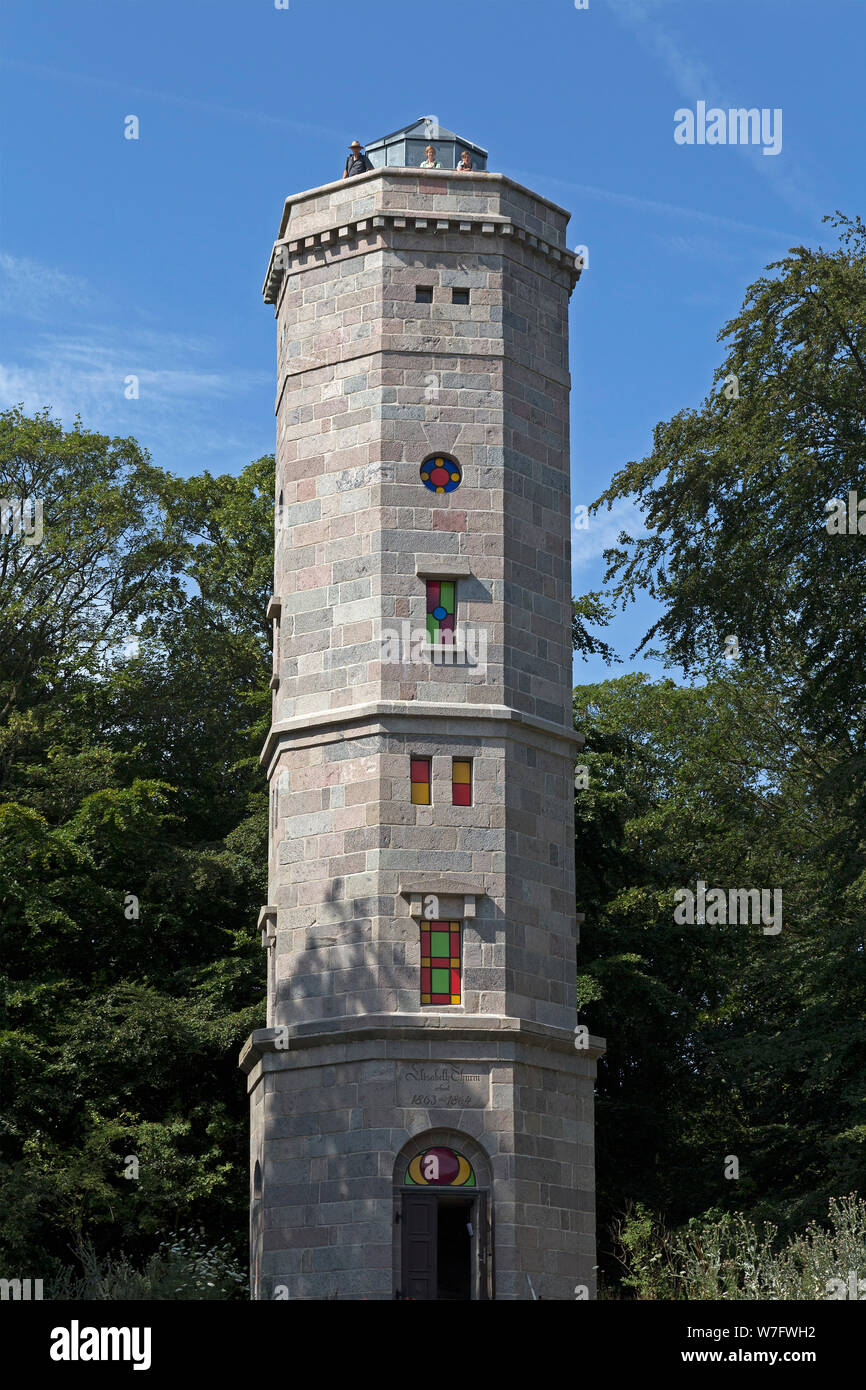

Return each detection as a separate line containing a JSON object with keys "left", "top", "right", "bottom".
{"left": 397, "top": 1063, "right": 490, "bottom": 1108}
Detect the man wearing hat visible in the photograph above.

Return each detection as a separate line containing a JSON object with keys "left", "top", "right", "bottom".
{"left": 342, "top": 140, "right": 373, "bottom": 179}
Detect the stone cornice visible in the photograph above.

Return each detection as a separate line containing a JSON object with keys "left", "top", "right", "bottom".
{"left": 239, "top": 1018, "right": 606, "bottom": 1075}
{"left": 263, "top": 199, "right": 582, "bottom": 305}
{"left": 261, "top": 699, "right": 584, "bottom": 772}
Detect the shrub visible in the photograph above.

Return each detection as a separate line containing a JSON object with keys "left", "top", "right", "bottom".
{"left": 48, "top": 1230, "right": 249, "bottom": 1300}
{"left": 612, "top": 1194, "right": 866, "bottom": 1300}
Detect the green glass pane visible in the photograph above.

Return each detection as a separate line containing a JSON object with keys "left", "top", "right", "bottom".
{"left": 430, "top": 931, "right": 450, "bottom": 956}
{"left": 426, "top": 613, "right": 438, "bottom": 641}
{"left": 431, "top": 967, "right": 449, "bottom": 992}
{"left": 439, "top": 581, "right": 454, "bottom": 615}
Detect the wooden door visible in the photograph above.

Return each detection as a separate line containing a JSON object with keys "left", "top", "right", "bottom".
{"left": 400, "top": 1192, "right": 437, "bottom": 1300}
{"left": 475, "top": 1191, "right": 490, "bottom": 1300}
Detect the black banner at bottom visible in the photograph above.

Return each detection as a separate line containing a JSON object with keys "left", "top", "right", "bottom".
{"left": 0, "top": 1296, "right": 859, "bottom": 1377}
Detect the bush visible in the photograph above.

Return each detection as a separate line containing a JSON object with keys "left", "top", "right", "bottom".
{"left": 611, "top": 1194, "right": 866, "bottom": 1300}
{"left": 48, "top": 1230, "right": 249, "bottom": 1300}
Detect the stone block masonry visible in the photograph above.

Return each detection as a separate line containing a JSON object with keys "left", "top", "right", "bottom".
{"left": 243, "top": 156, "right": 603, "bottom": 1301}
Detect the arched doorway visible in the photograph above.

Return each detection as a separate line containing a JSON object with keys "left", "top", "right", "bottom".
{"left": 394, "top": 1132, "right": 493, "bottom": 1300}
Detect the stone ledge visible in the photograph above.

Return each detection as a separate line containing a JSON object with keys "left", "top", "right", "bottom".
{"left": 398, "top": 879, "right": 483, "bottom": 921}
{"left": 398, "top": 877, "right": 483, "bottom": 897}
{"left": 275, "top": 343, "right": 570, "bottom": 402}
{"left": 239, "top": 1016, "right": 606, "bottom": 1074}
{"left": 415, "top": 556, "right": 473, "bottom": 578}
{"left": 261, "top": 700, "right": 583, "bottom": 769}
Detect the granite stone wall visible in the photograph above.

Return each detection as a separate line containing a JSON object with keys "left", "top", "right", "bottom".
{"left": 242, "top": 166, "right": 602, "bottom": 1300}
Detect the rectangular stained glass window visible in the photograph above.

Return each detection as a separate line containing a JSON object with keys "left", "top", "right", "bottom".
{"left": 420, "top": 920, "right": 461, "bottom": 1005}
{"left": 410, "top": 757, "right": 431, "bottom": 805}
{"left": 452, "top": 758, "right": 472, "bottom": 806}
{"left": 426, "top": 580, "right": 455, "bottom": 646}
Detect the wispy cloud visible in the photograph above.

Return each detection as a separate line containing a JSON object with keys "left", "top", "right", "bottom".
{"left": 572, "top": 496, "right": 649, "bottom": 575}
{"left": 0, "top": 56, "right": 345, "bottom": 141}
{"left": 510, "top": 166, "right": 799, "bottom": 244}
{"left": 663, "top": 233, "right": 755, "bottom": 266}
{"left": 0, "top": 332, "right": 264, "bottom": 420}
{"left": 0, "top": 254, "right": 270, "bottom": 471}
{"left": 0, "top": 252, "right": 93, "bottom": 319}
{"left": 606, "top": 0, "right": 826, "bottom": 224}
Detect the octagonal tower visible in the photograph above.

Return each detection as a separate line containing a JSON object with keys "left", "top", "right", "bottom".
{"left": 240, "top": 125, "right": 603, "bottom": 1301}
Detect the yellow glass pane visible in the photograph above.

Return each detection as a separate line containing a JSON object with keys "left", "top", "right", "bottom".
{"left": 452, "top": 760, "right": 471, "bottom": 783}
{"left": 411, "top": 783, "right": 430, "bottom": 805}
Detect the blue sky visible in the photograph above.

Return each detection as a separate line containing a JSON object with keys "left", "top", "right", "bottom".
{"left": 1, "top": 0, "right": 862, "bottom": 681}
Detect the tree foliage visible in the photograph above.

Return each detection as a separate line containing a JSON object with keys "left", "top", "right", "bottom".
{"left": 580, "top": 214, "right": 866, "bottom": 1288}
{"left": 0, "top": 409, "right": 272, "bottom": 1282}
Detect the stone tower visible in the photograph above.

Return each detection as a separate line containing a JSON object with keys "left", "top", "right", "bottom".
{"left": 240, "top": 122, "right": 603, "bottom": 1301}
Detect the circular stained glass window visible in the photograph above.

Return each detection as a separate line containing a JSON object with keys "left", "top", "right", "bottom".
{"left": 420, "top": 454, "right": 462, "bottom": 494}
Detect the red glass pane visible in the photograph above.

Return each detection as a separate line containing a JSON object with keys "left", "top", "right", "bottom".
{"left": 424, "top": 1148, "right": 461, "bottom": 1184}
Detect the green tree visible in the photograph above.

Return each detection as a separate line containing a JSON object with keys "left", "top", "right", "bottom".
{"left": 580, "top": 215, "right": 866, "bottom": 1286}
{"left": 0, "top": 410, "right": 274, "bottom": 1283}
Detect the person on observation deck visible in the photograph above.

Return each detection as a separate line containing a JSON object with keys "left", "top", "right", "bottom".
{"left": 419, "top": 144, "right": 443, "bottom": 168}
{"left": 342, "top": 140, "right": 373, "bottom": 178}
{"left": 456, "top": 149, "right": 473, "bottom": 171}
